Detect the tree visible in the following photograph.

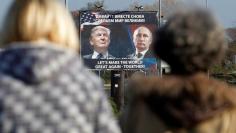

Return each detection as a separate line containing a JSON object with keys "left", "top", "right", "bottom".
{"left": 206, "top": 27, "right": 236, "bottom": 85}
{"left": 128, "top": 1, "right": 158, "bottom": 11}
{"left": 226, "top": 28, "right": 236, "bottom": 44}
{"left": 80, "top": 0, "right": 106, "bottom": 11}
{"left": 127, "top": 0, "right": 185, "bottom": 19}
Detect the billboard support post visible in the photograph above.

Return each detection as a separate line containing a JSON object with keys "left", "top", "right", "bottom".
{"left": 111, "top": 70, "right": 125, "bottom": 111}
{"left": 159, "top": 0, "right": 161, "bottom": 27}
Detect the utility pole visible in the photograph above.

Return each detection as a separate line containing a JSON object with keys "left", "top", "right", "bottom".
{"left": 158, "top": 0, "right": 163, "bottom": 76}
{"left": 65, "top": 0, "right": 68, "bottom": 9}
{"left": 158, "top": 0, "right": 161, "bottom": 27}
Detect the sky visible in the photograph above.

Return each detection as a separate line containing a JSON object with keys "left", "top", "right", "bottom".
{"left": 0, "top": 0, "right": 235, "bottom": 29}
{"left": 67, "top": 0, "right": 236, "bottom": 28}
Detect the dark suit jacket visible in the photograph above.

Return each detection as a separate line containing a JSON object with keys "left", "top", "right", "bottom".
{"left": 83, "top": 53, "right": 115, "bottom": 59}
{"left": 127, "top": 50, "right": 155, "bottom": 59}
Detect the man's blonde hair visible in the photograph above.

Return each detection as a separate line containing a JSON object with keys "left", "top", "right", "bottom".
{"left": 90, "top": 26, "right": 111, "bottom": 38}
{"left": 1, "top": 0, "right": 79, "bottom": 51}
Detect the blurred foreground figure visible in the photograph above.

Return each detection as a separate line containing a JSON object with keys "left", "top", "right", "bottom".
{"left": 0, "top": 0, "right": 120, "bottom": 133}
{"left": 123, "top": 9, "right": 236, "bottom": 133}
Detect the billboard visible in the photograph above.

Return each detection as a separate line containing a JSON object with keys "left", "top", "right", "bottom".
{"left": 79, "top": 11, "right": 158, "bottom": 71}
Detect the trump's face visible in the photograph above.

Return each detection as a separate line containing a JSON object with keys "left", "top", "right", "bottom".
{"left": 90, "top": 27, "right": 110, "bottom": 52}
{"left": 133, "top": 27, "right": 152, "bottom": 52}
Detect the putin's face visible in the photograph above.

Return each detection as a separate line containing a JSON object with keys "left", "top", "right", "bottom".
{"left": 90, "top": 27, "right": 110, "bottom": 53}
{"left": 133, "top": 27, "right": 152, "bottom": 52}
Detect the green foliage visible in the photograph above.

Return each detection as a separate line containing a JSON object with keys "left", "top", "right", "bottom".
{"left": 210, "top": 63, "right": 235, "bottom": 74}
{"left": 210, "top": 43, "right": 236, "bottom": 75}
{"left": 209, "top": 63, "right": 236, "bottom": 85}
{"left": 108, "top": 97, "right": 120, "bottom": 117}
{"left": 101, "top": 70, "right": 111, "bottom": 84}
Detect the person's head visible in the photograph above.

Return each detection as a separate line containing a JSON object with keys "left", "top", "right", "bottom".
{"left": 1, "top": 0, "right": 79, "bottom": 52}
{"left": 89, "top": 26, "right": 110, "bottom": 53}
{"left": 154, "top": 9, "right": 226, "bottom": 74}
{"left": 133, "top": 26, "right": 153, "bottom": 53}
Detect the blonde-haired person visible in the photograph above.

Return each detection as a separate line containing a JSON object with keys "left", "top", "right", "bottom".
{"left": 2, "top": 0, "right": 78, "bottom": 50}
{"left": 0, "top": 0, "right": 121, "bottom": 133}
{"left": 122, "top": 9, "right": 236, "bottom": 133}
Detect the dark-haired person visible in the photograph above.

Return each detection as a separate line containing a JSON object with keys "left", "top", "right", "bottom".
{"left": 122, "top": 9, "right": 236, "bottom": 133}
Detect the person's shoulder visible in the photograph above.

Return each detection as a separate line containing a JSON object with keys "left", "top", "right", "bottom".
{"left": 71, "top": 61, "right": 104, "bottom": 90}
{"left": 127, "top": 75, "right": 163, "bottom": 96}
{"left": 83, "top": 54, "right": 92, "bottom": 59}
{"left": 128, "top": 72, "right": 236, "bottom": 101}
{"left": 144, "top": 50, "right": 155, "bottom": 58}
{"left": 126, "top": 53, "right": 135, "bottom": 59}
{"left": 108, "top": 53, "right": 115, "bottom": 59}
